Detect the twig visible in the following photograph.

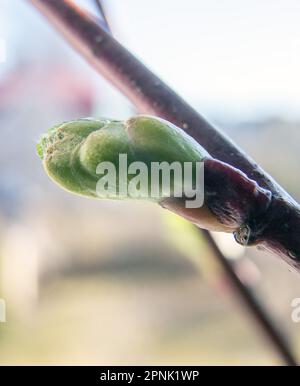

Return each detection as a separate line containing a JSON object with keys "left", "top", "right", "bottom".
{"left": 28, "top": 0, "right": 298, "bottom": 364}
{"left": 93, "top": 0, "right": 110, "bottom": 33}
{"left": 202, "top": 231, "right": 297, "bottom": 365}
{"left": 93, "top": 0, "right": 108, "bottom": 24}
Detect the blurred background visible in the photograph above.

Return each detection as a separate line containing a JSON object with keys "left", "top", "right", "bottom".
{"left": 1, "top": 0, "right": 300, "bottom": 365}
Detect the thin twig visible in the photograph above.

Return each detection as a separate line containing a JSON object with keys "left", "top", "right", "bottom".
{"left": 93, "top": 0, "right": 110, "bottom": 33}
{"left": 28, "top": 0, "right": 298, "bottom": 364}
{"left": 93, "top": 0, "right": 108, "bottom": 25}
{"left": 202, "top": 231, "right": 297, "bottom": 365}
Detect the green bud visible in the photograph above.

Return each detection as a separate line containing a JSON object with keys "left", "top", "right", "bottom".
{"left": 37, "top": 115, "right": 208, "bottom": 200}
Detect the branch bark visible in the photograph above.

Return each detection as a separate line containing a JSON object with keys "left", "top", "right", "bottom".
{"left": 27, "top": 0, "right": 300, "bottom": 273}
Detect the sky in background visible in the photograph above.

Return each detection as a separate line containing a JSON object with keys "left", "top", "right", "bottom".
{"left": 1, "top": 0, "right": 300, "bottom": 120}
